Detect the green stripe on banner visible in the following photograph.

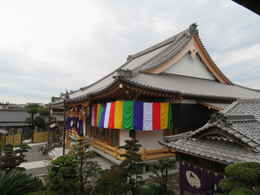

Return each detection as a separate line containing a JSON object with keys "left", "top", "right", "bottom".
{"left": 98, "top": 104, "right": 104, "bottom": 127}
{"left": 122, "top": 101, "right": 134, "bottom": 130}
{"left": 168, "top": 104, "right": 173, "bottom": 129}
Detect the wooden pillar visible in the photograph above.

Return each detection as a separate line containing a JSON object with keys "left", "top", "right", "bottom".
{"left": 63, "top": 102, "right": 67, "bottom": 155}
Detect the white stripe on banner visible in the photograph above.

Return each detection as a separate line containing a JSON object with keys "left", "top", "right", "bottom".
{"left": 143, "top": 102, "right": 152, "bottom": 131}
{"left": 104, "top": 103, "right": 111, "bottom": 128}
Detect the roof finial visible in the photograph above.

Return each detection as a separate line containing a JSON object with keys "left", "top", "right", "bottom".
{"left": 189, "top": 23, "right": 198, "bottom": 36}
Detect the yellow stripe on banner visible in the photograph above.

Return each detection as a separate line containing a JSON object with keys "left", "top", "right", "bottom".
{"left": 114, "top": 101, "right": 123, "bottom": 129}
{"left": 160, "top": 103, "right": 169, "bottom": 129}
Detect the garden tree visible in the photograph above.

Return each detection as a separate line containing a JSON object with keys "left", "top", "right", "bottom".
{"left": 119, "top": 139, "right": 145, "bottom": 195}
{"left": 34, "top": 116, "right": 47, "bottom": 129}
{"left": 0, "top": 169, "right": 43, "bottom": 195}
{"left": 215, "top": 162, "right": 260, "bottom": 195}
{"left": 38, "top": 106, "right": 49, "bottom": 116}
{"left": 47, "top": 155, "right": 81, "bottom": 195}
{"left": 70, "top": 138, "right": 102, "bottom": 194}
{"left": 148, "top": 158, "right": 176, "bottom": 194}
{"left": 26, "top": 103, "right": 42, "bottom": 129}
{"left": 94, "top": 166, "right": 128, "bottom": 195}
{"left": 0, "top": 143, "right": 31, "bottom": 171}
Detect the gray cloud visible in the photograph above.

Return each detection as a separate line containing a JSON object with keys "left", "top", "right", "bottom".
{"left": 0, "top": 0, "right": 259, "bottom": 103}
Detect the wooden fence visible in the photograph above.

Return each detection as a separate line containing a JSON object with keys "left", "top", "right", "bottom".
{"left": 33, "top": 131, "right": 49, "bottom": 143}
{"left": 2, "top": 134, "right": 22, "bottom": 146}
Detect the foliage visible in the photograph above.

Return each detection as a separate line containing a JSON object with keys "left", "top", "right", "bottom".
{"left": 44, "top": 139, "right": 178, "bottom": 195}
{"left": 138, "top": 183, "right": 163, "bottom": 195}
{"left": 95, "top": 140, "right": 177, "bottom": 195}
{"left": 216, "top": 162, "right": 260, "bottom": 195}
{"left": 148, "top": 158, "right": 176, "bottom": 194}
{"left": 0, "top": 143, "right": 31, "bottom": 171}
{"left": 47, "top": 155, "right": 80, "bottom": 195}
{"left": 0, "top": 169, "right": 43, "bottom": 195}
{"left": 47, "top": 139, "right": 101, "bottom": 195}
{"left": 26, "top": 103, "right": 48, "bottom": 130}
{"left": 119, "top": 139, "right": 145, "bottom": 195}
{"left": 70, "top": 138, "right": 102, "bottom": 194}
{"left": 94, "top": 166, "right": 128, "bottom": 195}
{"left": 34, "top": 116, "right": 47, "bottom": 129}
{"left": 26, "top": 103, "right": 41, "bottom": 115}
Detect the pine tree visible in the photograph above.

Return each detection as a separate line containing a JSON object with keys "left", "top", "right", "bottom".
{"left": 216, "top": 162, "right": 260, "bottom": 195}
{"left": 148, "top": 158, "right": 176, "bottom": 194}
{"left": 71, "top": 138, "right": 101, "bottom": 194}
{"left": 120, "top": 139, "right": 144, "bottom": 195}
{"left": 0, "top": 143, "right": 31, "bottom": 171}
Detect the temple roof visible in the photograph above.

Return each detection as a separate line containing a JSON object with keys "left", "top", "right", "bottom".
{"left": 162, "top": 99, "right": 260, "bottom": 164}
{"left": 66, "top": 24, "right": 260, "bottom": 103}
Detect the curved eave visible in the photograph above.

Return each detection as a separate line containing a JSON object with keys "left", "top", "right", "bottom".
{"left": 66, "top": 76, "right": 237, "bottom": 105}
{"left": 172, "top": 145, "right": 231, "bottom": 165}
{"left": 66, "top": 80, "right": 120, "bottom": 104}
{"left": 121, "top": 79, "right": 236, "bottom": 101}
{"left": 193, "top": 35, "right": 232, "bottom": 85}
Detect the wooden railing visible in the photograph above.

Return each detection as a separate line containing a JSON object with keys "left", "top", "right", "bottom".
{"left": 91, "top": 139, "right": 175, "bottom": 161}
{"left": 139, "top": 147, "right": 175, "bottom": 161}
{"left": 91, "top": 139, "right": 125, "bottom": 160}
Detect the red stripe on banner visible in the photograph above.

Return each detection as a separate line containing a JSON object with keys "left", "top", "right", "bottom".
{"left": 93, "top": 104, "right": 98, "bottom": 127}
{"left": 152, "top": 102, "right": 160, "bottom": 130}
{"left": 108, "top": 102, "right": 115, "bottom": 128}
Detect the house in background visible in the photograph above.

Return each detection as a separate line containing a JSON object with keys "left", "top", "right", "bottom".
{"left": 47, "top": 97, "right": 64, "bottom": 144}
{"left": 54, "top": 23, "right": 260, "bottom": 163}
{"left": 0, "top": 104, "right": 30, "bottom": 145}
{"left": 0, "top": 104, "right": 30, "bottom": 134}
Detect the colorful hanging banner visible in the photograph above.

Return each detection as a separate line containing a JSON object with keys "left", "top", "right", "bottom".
{"left": 91, "top": 101, "right": 173, "bottom": 131}
{"left": 65, "top": 116, "right": 84, "bottom": 136}
{"left": 114, "top": 101, "right": 123, "bottom": 129}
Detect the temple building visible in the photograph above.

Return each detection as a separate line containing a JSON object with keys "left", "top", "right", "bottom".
{"left": 60, "top": 23, "right": 260, "bottom": 163}
{"left": 162, "top": 98, "right": 260, "bottom": 194}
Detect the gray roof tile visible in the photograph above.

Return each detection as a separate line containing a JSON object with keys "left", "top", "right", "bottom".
{"left": 126, "top": 73, "right": 260, "bottom": 99}
{"left": 166, "top": 139, "right": 260, "bottom": 164}
{"left": 162, "top": 98, "right": 260, "bottom": 164}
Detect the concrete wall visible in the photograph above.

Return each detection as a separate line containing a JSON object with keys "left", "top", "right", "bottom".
{"left": 136, "top": 131, "right": 163, "bottom": 149}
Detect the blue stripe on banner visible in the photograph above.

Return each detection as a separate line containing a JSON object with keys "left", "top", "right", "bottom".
{"left": 100, "top": 104, "right": 107, "bottom": 128}
{"left": 134, "top": 101, "right": 143, "bottom": 130}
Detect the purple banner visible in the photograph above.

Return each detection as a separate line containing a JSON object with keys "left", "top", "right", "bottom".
{"left": 180, "top": 163, "right": 223, "bottom": 194}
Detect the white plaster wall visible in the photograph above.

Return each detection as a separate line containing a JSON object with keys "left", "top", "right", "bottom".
{"left": 119, "top": 130, "right": 130, "bottom": 146}
{"left": 136, "top": 131, "right": 163, "bottom": 149}
{"left": 165, "top": 53, "right": 215, "bottom": 80}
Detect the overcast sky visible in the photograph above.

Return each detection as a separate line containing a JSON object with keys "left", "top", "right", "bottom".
{"left": 0, "top": 0, "right": 259, "bottom": 104}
